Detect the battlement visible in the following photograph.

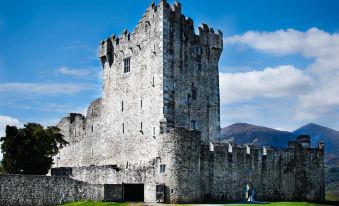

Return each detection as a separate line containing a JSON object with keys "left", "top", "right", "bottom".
{"left": 207, "top": 136, "right": 325, "bottom": 155}
{"left": 68, "top": 113, "right": 85, "bottom": 123}
{"left": 99, "top": 1, "right": 161, "bottom": 65}
{"left": 53, "top": 1, "right": 325, "bottom": 203}
{"left": 163, "top": 0, "right": 223, "bottom": 50}
{"left": 99, "top": 0, "right": 223, "bottom": 68}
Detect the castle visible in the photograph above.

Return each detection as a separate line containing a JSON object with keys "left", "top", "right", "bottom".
{"left": 51, "top": 1, "right": 325, "bottom": 203}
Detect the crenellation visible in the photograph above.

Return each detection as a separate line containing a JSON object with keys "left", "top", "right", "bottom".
{"left": 171, "top": 1, "right": 182, "bottom": 13}
{"left": 53, "top": 1, "right": 324, "bottom": 203}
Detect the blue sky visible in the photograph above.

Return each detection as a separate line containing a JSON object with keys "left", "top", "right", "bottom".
{"left": 0, "top": 0, "right": 339, "bottom": 145}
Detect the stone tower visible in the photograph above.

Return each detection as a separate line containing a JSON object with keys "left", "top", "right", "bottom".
{"left": 53, "top": 1, "right": 324, "bottom": 204}
{"left": 96, "top": 0, "right": 222, "bottom": 165}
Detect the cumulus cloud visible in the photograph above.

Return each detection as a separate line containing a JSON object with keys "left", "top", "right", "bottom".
{"left": 220, "top": 65, "right": 312, "bottom": 104}
{"left": 222, "top": 27, "right": 339, "bottom": 124}
{"left": 57, "top": 66, "right": 93, "bottom": 78}
{"left": 225, "top": 28, "right": 339, "bottom": 57}
{"left": 0, "top": 82, "right": 95, "bottom": 96}
{"left": 0, "top": 115, "right": 23, "bottom": 137}
{"left": 225, "top": 27, "right": 339, "bottom": 74}
{"left": 0, "top": 115, "right": 23, "bottom": 160}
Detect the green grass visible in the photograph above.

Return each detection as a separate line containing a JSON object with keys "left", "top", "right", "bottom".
{"left": 60, "top": 201, "right": 333, "bottom": 206}
{"left": 61, "top": 201, "right": 129, "bottom": 206}
{"left": 221, "top": 203, "right": 329, "bottom": 206}
{"left": 326, "top": 191, "right": 339, "bottom": 201}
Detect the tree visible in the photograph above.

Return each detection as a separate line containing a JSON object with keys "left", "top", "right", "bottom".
{"left": 0, "top": 164, "right": 4, "bottom": 174}
{"left": 0, "top": 123, "right": 68, "bottom": 175}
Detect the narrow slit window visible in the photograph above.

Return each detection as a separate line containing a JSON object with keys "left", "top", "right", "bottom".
{"left": 187, "top": 93, "right": 191, "bottom": 104}
{"left": 122, "top": 123, "right": 125, "bottom": 134}
{"left": 140, "top": 122, "right": 143, "bottom": 131}
{"left": 121, "top": 101, "right": 124, "bottom": 112}
{"left": 191, "top": 120, "right": 196, "bottom": 130}
{"left": 123, "top": 57, "right": 130, "bottom": 73}
{"left": 153, "top": 127, "right": 155, "bottom": 136}
{"left": 91, "top": 125, "right": 94, "bottom": 132}
{"left": 160, "top": 164, "right": 166, "bottom": 173}
{"left": 192, "top": 88, "right": 197, "bottom": 100}
{"left": 152, "top": 77, "right": 155, "bottom": 87}
{"left": 141, "top": 100, "right": 143, "bottom": 108}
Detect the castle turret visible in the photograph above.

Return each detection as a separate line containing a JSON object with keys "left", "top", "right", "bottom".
{"left": 158, "top": 128, "right": 201, "bottom": 203}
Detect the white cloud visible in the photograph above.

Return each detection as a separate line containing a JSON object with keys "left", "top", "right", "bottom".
{"left": 57, "top": 66, "right": 93, "bottom": 78}
{"left": 225, "top": 28, "right": 339, "bottom": 57}
{"left": 0, "top": 115, "right": 23, "bottom": 160}
{"left": 0, "top": 82, "right": 94, "bottom": 96}
{"left": 224, "top": 27, "right": 339, "bottom": 75}
{"left": 222, "top": 27, "right": 339, "bottom": 125}
{"left": 219, "top": 65, "right": 312, "bottom": 104}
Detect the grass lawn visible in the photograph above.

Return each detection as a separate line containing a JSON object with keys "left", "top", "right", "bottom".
{"left": 60, "top": 201, "right": 334, "bottom": 206}
{"left": 61, "top": 201, "right": 128, "bottom": 206}
{"left": 326, "top": 191, "right": 339, "bottom": 201}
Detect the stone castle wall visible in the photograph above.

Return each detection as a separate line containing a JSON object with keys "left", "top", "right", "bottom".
{"left": 200, "top": 142, "right": 325, "bottom": 202}
{"left": 0, "top": 174, "right": 104, "bottom": 206}
{"left": 162, "top": 2, "right": 222, "bottom": 142}
{"left": 97, "top": 1, "right": 164, "bottom": 166}
{"left": 51, "top": 0, "right": 325, "bottom": 204}
{"left": 52, "top": 128, "right": 202, "bottom": 203}
{"left": 55, "top": 0, "right": 223, "bottom": 168}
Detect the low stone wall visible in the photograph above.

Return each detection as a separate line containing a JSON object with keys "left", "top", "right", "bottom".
{"left": 200, "top": 143, "right": 325, "bottom": 203}
{"left": 0, "top": 174, "right": 104, "bottom": 206}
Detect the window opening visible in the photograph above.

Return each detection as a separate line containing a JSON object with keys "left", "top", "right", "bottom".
{"left": 124, "top": 57, "right": 130, "bottom": 73}
{"left": 191, "top": 120, "right": 196, "bottom": 130}
{"left": 160, "top": 164, "right": 166, "bottom": 173}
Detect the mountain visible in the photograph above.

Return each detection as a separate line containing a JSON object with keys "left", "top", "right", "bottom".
{"left": 220, "top": 123, "right": 296, "bottom": 148}
{"left": 293, "top": 123, "right": 339, "bottom": 166}
{"left": 221, "top": 122, "right": 339, "bottom": 165}
{"left": 221, "top": 122, "right": 339, "bottom": 200}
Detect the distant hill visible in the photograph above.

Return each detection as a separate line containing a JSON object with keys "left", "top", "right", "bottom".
{"left": 221, "top": 122, "right": 339, "bottom": 165}
{"left": 220, "top": 123, "right": 296, "bottom": 148}
{"left": 221, "top": 122, "right": 339, "bottom": 199}
{"left": 293, "top": 123, "right": 339, "bottom": 166}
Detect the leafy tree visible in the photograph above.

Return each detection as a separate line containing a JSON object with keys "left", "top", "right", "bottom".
{"left": 0, "top": 164, "right": 4, "bottom": 174}
{"left": 0, "top": 123, "right": 68, "bottom": 175}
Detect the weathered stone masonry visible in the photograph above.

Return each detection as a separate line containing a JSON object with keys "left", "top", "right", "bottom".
{"left": 0, "top": 174, "right": 104, "bottom": 206}
{"left": 49, "top": 0, "right": 324, "bottom": 204}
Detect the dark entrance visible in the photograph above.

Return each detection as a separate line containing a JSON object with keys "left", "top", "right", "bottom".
{"left": 156, "top": 184, "right": 165, "bottom": 203}
{"left": 122, "top": 183, "right": 144, "bottom": 202}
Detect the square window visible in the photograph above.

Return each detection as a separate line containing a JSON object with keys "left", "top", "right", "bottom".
{"left": 123, "top": 57, "right": 130, "bottom": 73}
{"left": 160, "top": 164, "right": 166, "bottom": 173}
